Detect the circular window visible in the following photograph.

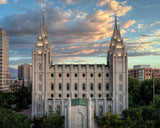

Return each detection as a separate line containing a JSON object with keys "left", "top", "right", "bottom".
{"left": 98, "top": 73, "right": 101, "bottom": 77}
{"left": 67, "top": 73, "right": 70, "bottom": 77}
{"left": 90, "top": 73, "right": 93, "bottom": 77}
{"left": 106, "top": 73, "right": 109, "bottom": 77}
{"left": 51, "top": 73, "right": 54, "bottom": 77}
{"left": 75, "top": 73, "right": 77, "bottom": 77}
{"left": 59, "top": 94, "right": 61, "bottom": 98}
{"left": 99, "top": 94, "right": 101, "bottom": 98}
{"left": 75, "top": 94, "right": 77, "bottom": 98}
{"left": 82, "top": 73, "right": 85, "bottom": 77}
{"left": 59, "top": 73, "right": 62, "bottom": 77}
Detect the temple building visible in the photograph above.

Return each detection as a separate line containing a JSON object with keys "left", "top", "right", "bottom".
{"left": 32, "top": 11, "right": 128, "bottom": 128}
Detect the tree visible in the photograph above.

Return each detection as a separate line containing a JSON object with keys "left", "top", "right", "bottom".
{"left": 40, "top": 111, "right": 64, "bottom": 128}
{"left": 0, "top": 108, "right": 31, "bottom": 128}
{"left": 128, "top": 77, "right": 141, "bottom": 107}
{"left": 97, "top": 112, "right": 124, "bottom": 128}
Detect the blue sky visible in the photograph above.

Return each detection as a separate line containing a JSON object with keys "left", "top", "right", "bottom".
{"left": 0, "top": 0, "right": 160, "bottom": 69}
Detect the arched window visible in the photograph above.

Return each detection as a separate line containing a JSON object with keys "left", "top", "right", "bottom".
{"left": 67, "top": 83, "right": 70, "bottom": 90}
{"left": 37, "top": 104, "right": 41, "bottom": 113}
{"left": 39, "top": 84, "right": 42, "bottom": 91}
{"left": 75, "top": 73, "right": 77, "bottom": 77}
{"left": 51, "top": 84, "right": 54, "bottom": 90}
{"left": 98, "top": 73, "right": 101, "bottom": 77}
{"left": 119, "top": 105, "right": 123, "bottom": 113}
{"left": 106, "top": 83, "right": 109, "bottom": 90}
{"left": 108, "top": 105, "right": 111, "bottom": 113}
{"left": 98, "top": 94, "right": 101, "bottom": 98}
{"left": 59, "top": 84, "right": 62, "bottom": 90}
{"left": 39, "top": 74, "right": 42, "bottom": 81}
{"left": 51, "top": 73, "right": 54, "bottom": 77}
{"left": 67, "top": 94, "right": 70, "bottom": 98}
{"left": 82, "top": 73, "right": 85, "bottom": 77}
{"left": 98, "top": 84, "right": 101, "bottom": 90}
{"left": 57, "top": 106, "right": 60, "bottom": 114}
{"left": 66, "top": 73, "right": 70, "bottom": 77}
{"left": 75, "top": 94, "right": 78, "bottom": 98}
{"left": 119, "top": 95, "right": 123, "bottom": 102}
{"left": 99, "top": 106, "right": 103, "bottom": 116}
{"left": 90, "top": 73, "right": 93, "bottom": 78}
{"left": 90, "top": 83, "right": 93, "bottom": 90}
{"left": 82, "top": 84, "right": 85, "bottom": 91}
{"left": 74, "top": 83, "right": 78, "bottom": 90}
{"left": 48, "top": 105, "right": 52, "bottom": 115}
{"left": 39, "top": 63, "right": 42, "bottom": 70}
{"left": 119, "top": 84, "right": 123, "bottom": 91}
{"left": 51, "top": 94, "right": 54, "bottom": 98}
{"left": 38, "top": 95, "right": 42, "bottom": 101}
{"left": 90, "top": 94, "right": 93, "bottom": 98}
{"left": 106, "top": 73, "right": 109, "bottom": 77}
{"left": 106, "top": 94, "right": 109, "bottom": 98}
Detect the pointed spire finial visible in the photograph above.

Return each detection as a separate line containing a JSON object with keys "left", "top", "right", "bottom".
{"left": 112, "top": 14, "right": 121, "bottom": 41}
{"left": 41, "top": 9, "right": 47, "bottom": 37}
{"left": 43, "top": 9, "right": 45, "bottom": 21}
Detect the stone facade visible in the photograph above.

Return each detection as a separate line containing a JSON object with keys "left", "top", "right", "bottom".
{"left": 32, "top": 11, "right": 128, "bottom": 124}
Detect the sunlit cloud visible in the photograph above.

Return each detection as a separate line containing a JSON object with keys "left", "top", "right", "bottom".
{"left": 0, "top": 0, "right": 7, "bottom": 4}
{"left": 122, "top": 20, "right": 136, "bottom": 29}
{"left": 61, "top": 0, "right": 83, "bottom": 5}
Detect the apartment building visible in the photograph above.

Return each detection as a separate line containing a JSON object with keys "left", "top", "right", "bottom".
{"left": 18, "top": 63, "right": 32, "bottom": 86}
{"left": 0, "top": 28, "right": 9, "bottom": 92}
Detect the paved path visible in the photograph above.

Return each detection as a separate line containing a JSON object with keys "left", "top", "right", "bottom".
{"left": 16, "top": 108, "right": 32, "bottom": 119}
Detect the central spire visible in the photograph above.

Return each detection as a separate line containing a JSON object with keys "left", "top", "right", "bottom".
{"left": 42, "top": 10, "right": 47, "bottom": 35}
{"left": 112, "top": 15, "right": 121, "bottom": 41}
{"left": 39, "top": 10, "right": 47, "bottom": 39}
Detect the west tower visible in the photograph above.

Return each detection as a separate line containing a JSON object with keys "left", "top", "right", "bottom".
{"left": 32, "top": 10, "right": 53, "bottom": 117}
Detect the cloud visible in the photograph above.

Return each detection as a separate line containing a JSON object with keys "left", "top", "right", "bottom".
{"left": 97, "top": 0, "right": 110, "bottom": 6}
{"left": 35, "top": 0, "right": 48, "bottom": 8}
{"left": 122, "top": 20, "right": 136, "bottom": 29}
{"left": 61, "top": 0, "right": 83, "bottom": 5}
{"left": 1, "top": 1, "right": 135, "bottom": 67}
{"left": 0, "top": 0, "right": 7, "bottom": 4}
{"left": 107, "top": 1, "right": 132, "bottom": 16}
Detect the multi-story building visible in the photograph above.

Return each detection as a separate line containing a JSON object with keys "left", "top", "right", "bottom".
{"left": 152, "top": 69, "right": 160, "bottom": 79}
{"left": 18, "top": 63, "right": 32, "bottom": 86}
{"left": 128, "top": 65, "right": 152, "bottom": 81}
{"left": 9, "top": 78, "right": 20, "bottom": 92}
{"left": 0, "top": 28, "right": 9, "bottom": 92}
{"left": 32, "top": 11, "right": 128, "bottom": 127}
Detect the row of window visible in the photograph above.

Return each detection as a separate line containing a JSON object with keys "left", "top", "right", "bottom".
{"left": 51, "top": 73, "right": 109, "bottom": 78}
{"left": 51, "top": 83, "right": 110, "bottom": 91}
{"left": 50, "top": 93, "right": 110, "bottom": 98}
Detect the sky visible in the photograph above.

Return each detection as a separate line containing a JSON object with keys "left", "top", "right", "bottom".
{"left": 0, "top": 0, "right": 160, "bottom": 69}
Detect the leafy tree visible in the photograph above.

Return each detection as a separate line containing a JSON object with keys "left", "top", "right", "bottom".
{"left": 97, "top": 112, "right": 124, "bottom": 128}
{"left": 128, "top": 77, "right": 141, "bottom": 107}
{"left": 0, "top": 108, "right": 31, "bottom": 128}
{"left": 40, "top": 111, "right": 64, "bottom": 128}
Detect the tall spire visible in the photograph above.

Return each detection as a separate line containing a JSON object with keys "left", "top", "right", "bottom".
{"left": 112, "top": 15, "right": 121, "bottom": 41}
{"left": 39, "top": 24, "right": 42, "bottom": 39}
{"left": 42, "top": 9, "right": 47, "bottom": 37}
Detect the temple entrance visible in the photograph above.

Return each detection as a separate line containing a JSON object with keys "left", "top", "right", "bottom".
{"left": 75, "top": 113, "right": 83, "bottom": 128}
